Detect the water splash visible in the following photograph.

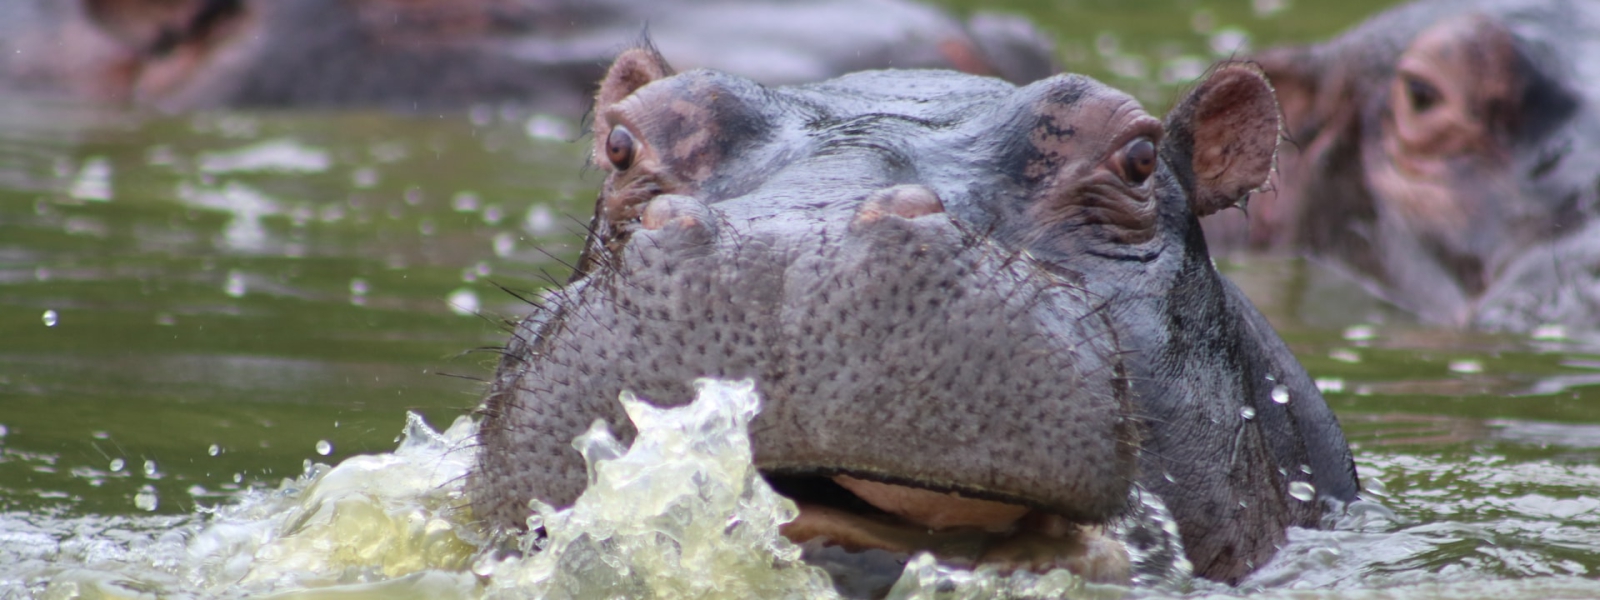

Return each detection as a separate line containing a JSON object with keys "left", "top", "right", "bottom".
{"left": 482, "top": 379, "right": 838, "bottom": 599}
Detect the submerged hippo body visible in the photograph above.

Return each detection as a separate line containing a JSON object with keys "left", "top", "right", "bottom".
{"left": 0, "top": 0, "right": 1052, "bottom": 115}
{"left": 471, "top": 50, "right": 1359, "bottom": 590}
{"left": 1205, "top": 0, "right": 1600, "bottom": 331}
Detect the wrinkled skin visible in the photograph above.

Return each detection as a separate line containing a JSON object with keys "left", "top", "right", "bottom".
{"left": 1204, "top": 0, "right": 1600, "bottom": 331}
{"left": 471, "top": 50, "right": 1360, "bottom": 592}
{"left": 0, "top": 0, "right": 1054, "bottom": 115}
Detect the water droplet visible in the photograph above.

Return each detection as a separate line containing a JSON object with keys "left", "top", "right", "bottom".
{"left": 1342, "top": 325, "right": 1376, "bottom": 342}
{"left": 109, "top": 458, "right": 125, "bottom": 472}
{"left": 143, "top": 460, "right": 160, "bottom": 478}
{"left": 1449, "top": 359, "right": 1483, "bottom": 374}
{"left": 1364, "top": 478, "right": 1390, "bottom": 497}
{"left": 1208, "top": 28, "right": 1251, "bottom": 56}
{"left": 482, "top": 204, "right": 504, "bottom": 225}
{"left": 349, "top": 278, "right": 369, "bottom": 296}
{"left": 493, "top": 232, "right": 516, "bottom": 257}
{"left": 1240, "top": 406, "right": 1256, "bottom": 420}
{"left": 1252, "top": 0, "right": 1289, "bottom": 18}
{"left": 233, "top": 472, "right": 243, "bottom": 483}
{"left": 208, "top": 444, "right": 220, "bottom": 456}
{"left": 1288, "top": 481, "right": 1316, "bottom": 502}
{"left": 315, "top": 440, "right": 333, "bottom": 456}
{"left": 1328, "top": 348, "right": 1361, "bottom": 363}
{"left": 0, "top": 424, "right": 7, "bottom": 438}
{"left": 351, "top": 167, "right": 379, "bottom": 189}
{"left": 1314, "top": 377, "right": 1344, "bottom": 394}
{"left": 1532, "top": 324, "right": 1567, "bottom": 341}
{"left": 524, "top": 204, "right": 556, "bottom": 236}
{"left": 447, "top": 289, "right": 480, "bottom": 316}
{"left": 525, "top": 114, "right": 573, "bottom": 141}
{"left": 224, "top": 269, "right": 246, "bottom": 298}
{"left": 452, "top": 191, "right": 481, "bottom": 212}
{"left": 41, "top": 310, "right": 58, "bottom": 327}
{"left": 134, "top": 484, "right": 159, "bottom": 511}
{"left": 1270, "top": 385, "right": 1290, "bottom": 404}
{"left": 1299, "top": 464, "right": 1313, "bottom": 475}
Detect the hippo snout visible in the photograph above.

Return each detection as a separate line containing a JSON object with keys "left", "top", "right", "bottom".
{"left": 476, "top": 183, "right": 1139, "bottom": 542}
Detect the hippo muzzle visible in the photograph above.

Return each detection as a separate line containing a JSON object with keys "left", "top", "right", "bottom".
{"left": 477, "top": 141, "right": 1138, "bottom": 577}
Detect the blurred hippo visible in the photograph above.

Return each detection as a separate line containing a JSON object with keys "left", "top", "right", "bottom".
{"left": 0, "top": 0, "right": 1055, "bottom": 116}
{"left": 470, "top": 48, "right": 1360, "bottom": 593}
{"left": 1203, "top": 0, "right": 1600, "bottom": 331}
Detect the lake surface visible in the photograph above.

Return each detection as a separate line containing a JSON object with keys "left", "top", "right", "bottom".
{"left": 7, "top": 0, "right": 1600, "bottom": 597}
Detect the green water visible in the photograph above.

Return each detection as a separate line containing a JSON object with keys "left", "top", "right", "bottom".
{"left": 7, "top": 0, "right": 1600, "bottom": 597}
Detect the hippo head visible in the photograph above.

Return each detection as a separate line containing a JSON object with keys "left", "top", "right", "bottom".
{"left": 472, "top": 48, "right": 1351, "bottom": 588}
{"left": 1235, "top": 4, "right": 1596, "bottom": 326}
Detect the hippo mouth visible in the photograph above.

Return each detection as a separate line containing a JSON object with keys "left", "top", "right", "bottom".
{"left": 764, "top": 472, "right": 1131, "bottom": 584}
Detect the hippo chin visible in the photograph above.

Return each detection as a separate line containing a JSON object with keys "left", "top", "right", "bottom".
{"left": 470, "top": 48, "right": 1359, "bottom": 591}
{"left": 1204, "top": 0, "right": 1600, "bottom": 332}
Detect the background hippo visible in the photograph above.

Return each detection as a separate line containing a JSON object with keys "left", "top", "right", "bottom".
{"left": 470, "top": 49, "right": 1360, "bottom": 592}
{"left": 1202, "top": 0, "right": 1600, "bottom": 332}
{"left": 0, "top": 0, "right": 1053, "bottom": 116}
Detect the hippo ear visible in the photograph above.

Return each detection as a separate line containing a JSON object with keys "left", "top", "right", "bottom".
{"left": 592, "top": 47, "right": 675, "bottom": 145}
{"left": 1162, "top": 63, "right": 1280, "bottom": 217}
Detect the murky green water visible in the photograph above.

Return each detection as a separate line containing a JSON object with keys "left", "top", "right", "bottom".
{"left": 7, "top": 0, "right": 1600, "bottom": 597}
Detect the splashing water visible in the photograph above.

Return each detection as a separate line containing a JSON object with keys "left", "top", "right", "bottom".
{"left": 40, "top": 379, "right": 1600, "bottom": 599}
{"left": 20, "top": 380, "right": 1195, "bottom": 599}
{"left": 480, "top": 379, "right": 840, "bottom": 599}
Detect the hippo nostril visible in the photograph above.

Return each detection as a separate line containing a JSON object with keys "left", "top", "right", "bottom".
{"left": 636, "top": 194, "right": 718, "bottom": 249}
{"left": 640, "top": 194, "right": 711, "bottom": 230}
{"left": 851, "top": 184, "right": 947, "bottom": 230}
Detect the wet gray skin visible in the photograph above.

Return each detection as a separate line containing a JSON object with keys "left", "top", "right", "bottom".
{"left": 0, "top": 0, "right": 1052, "bottom": 116}
{"left": 470, "top": 49, "right": 1360, "bottom": 590}
{"left": 1202, "top": 0, "right": 1600, "bottom": 332}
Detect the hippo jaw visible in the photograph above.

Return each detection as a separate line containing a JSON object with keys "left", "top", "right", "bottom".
{"left": 767, "top": 472, "right": 1134, "bottom": 583}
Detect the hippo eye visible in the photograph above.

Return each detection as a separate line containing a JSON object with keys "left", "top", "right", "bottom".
{"left": 1117, "top": 138, "right": 1158, "bottom": 186}
{"left": 606, "top": 125, "right": 638, "bottom": 170}
{"left": 1403, "top": 74, "right": 1440, "bottom": 114}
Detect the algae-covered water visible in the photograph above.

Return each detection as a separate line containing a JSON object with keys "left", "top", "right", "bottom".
{"left": 8, "top": 0, "right": 1600, "bottom": 597}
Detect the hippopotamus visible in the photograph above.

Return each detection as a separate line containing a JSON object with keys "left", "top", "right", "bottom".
{"left": 469, "top": 49, "right": 1360, "bottom": 592}
{"left": 0, "top": 0, "right": 1053, "bottom": 116}
{"left": 1202, "top": 0, "right": 1600, "bottom": 331}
